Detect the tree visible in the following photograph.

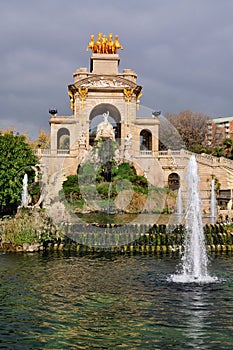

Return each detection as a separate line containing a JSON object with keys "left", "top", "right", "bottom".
{"left": 164, "top": 110, "right": 209, "bottom": 149}
{"left": 0, "top": 131, "right": 38, "bottom": 215}
{"left": 223, "top": 138, "right": 233, "bottom": 159}
{"left": 211, "top": 146, "right": 223, "bottom": 157}
{"left": 31, "top": 129, "right": 50, "bottom": 149}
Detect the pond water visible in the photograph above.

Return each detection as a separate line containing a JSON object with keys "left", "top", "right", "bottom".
{"left": 0, "top": 251, "right": 233, "bottom": 349}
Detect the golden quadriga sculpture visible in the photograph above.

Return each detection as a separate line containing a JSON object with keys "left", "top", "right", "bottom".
{"left": 86, "top": 33, "right": 123, "bottom": 54}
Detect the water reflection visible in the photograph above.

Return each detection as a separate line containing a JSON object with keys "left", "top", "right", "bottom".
{"left": 0, "top": 252, "right": 232, "bottom": 349}
{"left": 181, "top": 287, "right": 209, "bottom": 349}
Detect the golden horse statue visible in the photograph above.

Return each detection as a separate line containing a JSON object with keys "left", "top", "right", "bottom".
{"left": 114, "top": 35, "right": 123, "bottom": 51}
{"left": 86, "top": 34, "right": 95, "bottom": 52}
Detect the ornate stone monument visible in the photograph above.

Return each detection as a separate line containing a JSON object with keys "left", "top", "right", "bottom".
{"left": 46, "top": 33, "right": 159, "bottom": 179}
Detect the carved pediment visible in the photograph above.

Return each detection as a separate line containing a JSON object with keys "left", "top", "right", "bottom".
{"left": 69, "top": 75, "right": 141, "bottom": 94}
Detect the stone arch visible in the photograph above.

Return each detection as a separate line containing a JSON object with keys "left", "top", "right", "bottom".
{"left": 89, "top": 103, "right": 121, "bottom": 145}
{"left": 168, "top": 172, "right": 180, "bottom": 191}
{"left": 140, "top": 129, "right": 152, "bottom": 151}
{"left": 57, "top": 128, "right": 70, "bottom": 153}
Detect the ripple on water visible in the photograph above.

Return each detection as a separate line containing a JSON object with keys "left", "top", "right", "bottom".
{"left": 0, "top": 252, "right": 232, "bottom": 349}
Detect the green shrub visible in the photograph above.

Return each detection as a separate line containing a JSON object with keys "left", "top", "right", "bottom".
{"left": 62, "top": 160, "right": 149, "bottom": 211}
{"left": 97, "top": 182, "right": 116, "bottom": 198}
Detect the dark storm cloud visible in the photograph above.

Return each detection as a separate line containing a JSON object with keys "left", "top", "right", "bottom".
{"left": 0, "top": 0, "right": 233, "bottom": 137}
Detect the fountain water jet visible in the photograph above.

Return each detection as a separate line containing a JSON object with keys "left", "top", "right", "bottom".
{"left": 177, "top": 187, "right": 182, "bottom": 216}
{"left": 210, "top": 179, "right": 217, "bottom": 223}
{"left": 171, "top": 155, "right": 217, "bottom": 283}
{"left": 21, "top": 173, "right": 28, "bottom": 207}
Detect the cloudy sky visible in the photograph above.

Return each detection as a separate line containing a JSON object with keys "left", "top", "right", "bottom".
{"left": 1, "top": 0, "right": 233, "bottom": 138}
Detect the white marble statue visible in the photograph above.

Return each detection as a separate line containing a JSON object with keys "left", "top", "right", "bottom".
{"left": 79, "top": 130, "right": 86, "bottom": 147}
{"left": 125, "top": 133, "right": 132, "bottom": 147}
{"left": 95, "top": 111, "right": 115, "bottom": 140}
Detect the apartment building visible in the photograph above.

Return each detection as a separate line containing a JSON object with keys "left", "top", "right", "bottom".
{"left": 205, "top": 116, "right": 233, "bottom": 147}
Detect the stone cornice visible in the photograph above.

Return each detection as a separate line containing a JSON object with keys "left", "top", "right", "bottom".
{"left": 49, "top": 116, "right": 75, "bottom": 124}
{"left": 135, "top": 118, "right": 160, "bottom": 125}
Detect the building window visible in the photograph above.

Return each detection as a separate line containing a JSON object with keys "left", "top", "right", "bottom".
{"left": 140, "top": 129, "right": 152, "bottom": 152}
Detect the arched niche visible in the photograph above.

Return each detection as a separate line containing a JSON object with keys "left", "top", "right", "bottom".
{"left": 89, "top": 103, "right": 121, "bottom": 146}
{"left": 57, "top": 128, "right": 70, "bottom": 153}
{"left": 140, "top": 129, "right": 152, "bottom": 151}
{"left": 168, "top": 173, "right": 180, "bottom": 191}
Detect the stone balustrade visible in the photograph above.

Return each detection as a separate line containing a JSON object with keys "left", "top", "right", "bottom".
{"left": 158, "top": 149, "right": 233, "bottom": 171}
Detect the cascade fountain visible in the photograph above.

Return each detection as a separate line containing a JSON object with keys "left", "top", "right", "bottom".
{"left": 21, "top": 173, "right": 29, "bottom": 207}
{"left": 210, "top": 179, "right": 217, "bottom": 223}
{"left": 171, "top": 155, "right": 217, "bottom": 283}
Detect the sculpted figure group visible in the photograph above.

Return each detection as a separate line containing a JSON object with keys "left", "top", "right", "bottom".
{"left": 86, "top": 33, "right": 123, "bottom": 54}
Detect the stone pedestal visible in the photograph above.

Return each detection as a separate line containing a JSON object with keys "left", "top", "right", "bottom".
{"left": 90, "top": 53, "right": 120, "bottom": 74}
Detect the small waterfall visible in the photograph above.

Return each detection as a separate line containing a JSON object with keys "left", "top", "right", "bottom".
{"left": 171, "top": 155, "right": 217, "bottom": 283}
{"left": 21, "top": 173, "right": 28, "bottom": 207}
{"left": 107, "top": 183, "right": 112, "bottom": 214}
{"left": 210, "top": 179, "right": 217, "bottom": 222}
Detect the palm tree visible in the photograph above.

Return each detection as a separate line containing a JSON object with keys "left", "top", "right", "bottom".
{"left": 212, "top": 146, "right": 223, "bottom": 157}
{"left": 223, "top": 138, "right": 233, "bottom": 159}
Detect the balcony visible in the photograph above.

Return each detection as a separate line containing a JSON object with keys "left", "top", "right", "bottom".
{"left": 35, "top": 148, "right": 70, "bottom": 157}
{"left": 57, "top": 149, "right": 70, "bottom": 155}
{"left": 140, "top": 150, "right": 152, "bottom": 156}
